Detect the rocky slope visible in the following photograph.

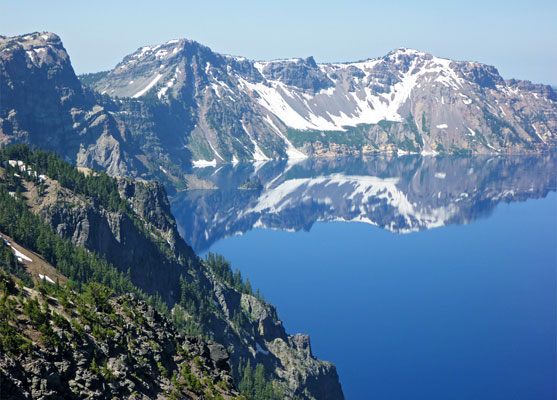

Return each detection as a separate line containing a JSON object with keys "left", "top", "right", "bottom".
{"left": 0, "top": 147, "right": 344, "bottom": 399}
{"left": 0, "top": 271, "right": 240, "bottom": 399}
{"left": 169, "top": 153, "right": 557, "bottom": 252}
{"left": 90, "top": 39, "right": 557, "bottom": 163}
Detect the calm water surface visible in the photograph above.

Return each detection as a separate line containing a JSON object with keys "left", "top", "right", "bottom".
{"left": 171, "top": 155, "right": 556, "bottom": 399}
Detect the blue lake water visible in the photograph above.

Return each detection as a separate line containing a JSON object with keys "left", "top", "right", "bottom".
{"left": 171, "top": 155, "right": 557, "bottom": 399}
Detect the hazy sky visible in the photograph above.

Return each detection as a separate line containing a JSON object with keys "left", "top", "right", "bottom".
{"left": 2, "top": 0, "right": 556, "bottom": 84}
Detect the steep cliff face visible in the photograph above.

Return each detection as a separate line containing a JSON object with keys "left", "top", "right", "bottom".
{"left": 22, "top": 174, "right": 190, "bottom": 305}
{"left": 0, "top": 150, "right": 344, "bottom": 399}
{"left": 204, "top": 275, "right": 343, "bottom": 399}
{"left": 0, "top": 33, "right": 142, "bottom": 176}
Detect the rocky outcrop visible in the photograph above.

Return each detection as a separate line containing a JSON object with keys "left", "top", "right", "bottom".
{"left": 260, "top": 57, "right": 334, "bottom": 92}
{"left": 205, "top": 278, "right": 344, "bottom": 400}
{"left": 23, "top": 175, "right": 191, "bottom": 305}
{"left": 0, "top": 33, "right": 141, "bottom": 177}
{"left": 0, "top": 280, "right": 240, "bottom": 400}
{"left": 0, "top": 33, "right": 191, "bottom": 190}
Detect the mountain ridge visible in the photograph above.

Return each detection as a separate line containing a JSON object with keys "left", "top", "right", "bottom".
{"left": 88, "top": 36, "right": 557, "bottom": 163}
{"left": 1, "top": 31, "right": 556, "bottom": 190}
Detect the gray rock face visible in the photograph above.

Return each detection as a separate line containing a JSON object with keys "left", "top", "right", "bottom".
{"left": 33, "top": 177, "right": 193, "bottom": 304}
{"left": 0, "top": 33, "right": 141, "bottom": 177}
{"left": 0, "top": 33, "right": 191, "bottom": 189}
{"left": 261, "top": 56, "right": 335, "bottom": 92}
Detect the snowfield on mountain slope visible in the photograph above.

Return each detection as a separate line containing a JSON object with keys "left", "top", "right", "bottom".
{"left": 244, "top": 49, "right": 467, "bottom": 131}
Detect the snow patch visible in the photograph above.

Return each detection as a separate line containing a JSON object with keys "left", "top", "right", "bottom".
{"left": 192, "top": 159, "right": 217, "bottom": 168}
{"left": 39, "top": 274, "right": 55, "bottom": 284}
{"left": 264, "top": 116, "right": 307, "bottom": 159}
{"left": 132, "top": 74, "right": 163, "bottom": 98}
{"left": 10, "top": 245, "right": 32, "bottom": 262}
{"left": 241, "top": 121, "right": 270, "bottom": 161}
{"left": 434, "top": 172, "right": 446, "bottom": 179}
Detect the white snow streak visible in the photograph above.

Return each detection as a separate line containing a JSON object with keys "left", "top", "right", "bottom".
{"left": 192, "top": 159, "right": 217, "bottom": 168}
{"left": 39, "top": 274, "right": 55, "bottom": 284}
{"left": 132, "top": 74, "right": 162, "bottom": 98}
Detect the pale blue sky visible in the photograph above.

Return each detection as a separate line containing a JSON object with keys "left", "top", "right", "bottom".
{"left": 2, "top": 0, "right": 556, "bottom": 84}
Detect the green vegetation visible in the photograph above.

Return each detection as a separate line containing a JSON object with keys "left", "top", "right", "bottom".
{"left": 0, "top": 273, "right": 239, "bottom": 398}
{"left": 401, "top": 114, "right": 422, "bottom": 151}
{"left": 237, "top": 360, "right": 284, "bottom": 400}
{"left": 419, "top": 113, "right": 428, "bottom": 144}
{"left": 0, "top": 180, "right": 139, "bottom": 295}
{"left": 481, "top": 108, "right": 519, "bottom": 145}
{"left": 78, "top": 70, "right": 110, "bottom": 87}
{"left": 285, "top": 124, "right": 372, "bottom": 148}
{"left": 0, "top": 272, "right": 31, "bottom": 355}
{"left": 0, "top": 237, "right": 33, "bottom": 287}
{"left": 1, "top": 143, "right": 131, "bottom": 213}
{"left": 238, "top": 178, "right": 263, "bottom": 191}
{"left": 206, "top": 253, "right": 256, "bottom": 296}
{"left": 0, "top": 145, "right": 177, "bottom": 321}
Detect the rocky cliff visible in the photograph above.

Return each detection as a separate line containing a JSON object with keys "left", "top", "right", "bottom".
{"left": 24, "top": 174, "right": 192, "bottom": 305}
{"left": 0, "top": 33, "right": 190, "bottom": 190}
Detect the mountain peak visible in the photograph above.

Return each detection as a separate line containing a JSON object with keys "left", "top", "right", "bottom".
{"left": 385, "top": 47, "right": 431, "bottom": 60}
{"left": 0, "top": 31, "right": 63, "bottom": 51}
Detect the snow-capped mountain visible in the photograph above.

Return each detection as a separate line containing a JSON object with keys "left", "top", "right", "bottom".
{"left": 90, "top": 39, "right": 557, "bottom": 164}
{"left": 169, "top": 153, "right": 557, "bottom": 252}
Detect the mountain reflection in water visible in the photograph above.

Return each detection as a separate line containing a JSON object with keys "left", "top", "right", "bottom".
{"left": 170, "top": 153, "right": 556, "bottom": 253}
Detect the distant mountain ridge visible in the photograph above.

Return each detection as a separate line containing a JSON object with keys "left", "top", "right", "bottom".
{"left": 89, "top": 38, "right": 557, "bottom": 163}
{"left": 1, "top": 31, "right": 556, "bottom": 189}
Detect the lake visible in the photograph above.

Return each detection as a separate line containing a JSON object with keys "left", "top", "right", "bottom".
{"left": 170, "top": 154, "right": 557, "bottom": 399}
